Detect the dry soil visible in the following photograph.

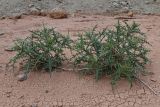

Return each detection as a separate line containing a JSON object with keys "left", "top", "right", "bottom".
{"left": 0, "top": 14, "right": 160, "bottom": 107}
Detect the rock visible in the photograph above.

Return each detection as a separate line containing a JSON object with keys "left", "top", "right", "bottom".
{"left": 123, "top": 6, "right": 130, "bottom": 10}
{"left": 0, "top": 31, "right": 5, "bottom": 36}
{"left": 14, "top": 14, "right": 22, "bottom": 19}
{"left": 9, "top": 13, "right": 22, "bottom": 19}
{"left": 49, "top": 8, "right": 68, "bottom": 19}
{"left": 40, "top": 10, "right": 48, "bottom": 16}
{"left": 121, "top": 1, "right": 128, "bottom": 6}
{"left": 145, "top": 1, "right": 150, "bottom": 4}
{"left": 6, "top": 94, "right": 10, "bottom": 98}
{"left": 4, "top": 47, "right": 14, "bottom": 52}
{"left": 17, "top": 73, "right": 27, "bottom": 81}
{"left": 29, "top": 4, "right": 34, "bottom": 8}
{"left": 30, "top": 7, "right": 41, "bottom": 16}
{"left": 150, "top": 78, "right": 157, "bottom": 82}
{"left": 127, "top": 11, "right": 133, "bottom": 17}
{"left": 0, "top": 16, "right": 6, "bottom": 20}
{"left": 18, "top": 95, "right": 24, "bottom": 99}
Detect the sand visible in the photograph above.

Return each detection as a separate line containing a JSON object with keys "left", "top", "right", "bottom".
{"left": 0, "top": 14, "right": 160, "bottom": 107}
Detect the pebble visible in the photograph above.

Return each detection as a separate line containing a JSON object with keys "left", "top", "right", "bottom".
{"left": 14, "top": 14, "right": 22, "bottom": 19}
{"left": 0, "top": 31, "right": 4, "bottom": 36}
{"left": 17, "top": 73, "right": 28, "bottom": 81}
{"left": 0, "top": 16, "right": 6, "bottom": 20}
{"left": 121, "top": 1, "right": 128, "bottom": 6}
{"left": 29, "top": 4, "right": 34, "bottom": 8}
{"left": 4, "top": 47, "right": 14, "bottom": 52}
{"left": 40, "top": 10, "right": 48, "bottom": 16}
{"left": 49, "top": 8, "right": 68, "bottom": 19}
{"left": 30, "top": 7, "right": 41, "bottom": 15}
{"left": 145, "top": 1, "right": 150, "bottom": 4}
{"left": 127, "top": 11, "right": 133, "bottom": 17}
{"left": 150, "top": 78, "right": 157, "bottom": 82}
{"left": 9, "top": 13, "right": 22, "bottom": 19}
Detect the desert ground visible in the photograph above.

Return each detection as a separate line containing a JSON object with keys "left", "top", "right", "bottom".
{"left": 0, "top": 14, "right": 160, "bottom": 107}
{"left": 1, "top": 0, "right": 160, "bottom": 17}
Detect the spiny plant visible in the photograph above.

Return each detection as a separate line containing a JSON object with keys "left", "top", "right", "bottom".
{"left": 8, "top": 27, "right": 72, "bottom": 74}
{"left": 73, "top": 21, "right": 150, "bottom": 86}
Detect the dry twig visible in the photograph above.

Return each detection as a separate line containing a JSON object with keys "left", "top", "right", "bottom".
{"left": 134, "top": 75, "right": 158, "bottom": 95}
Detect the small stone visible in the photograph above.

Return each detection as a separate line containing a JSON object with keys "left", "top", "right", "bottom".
{"left": 0, "top": 32, "right": 4, "bottom": 36}
{"left": 6, "top": 94, "right": 10, "bottom": 98}
{"left": 123, "top": 6, "right": 130, "bottom": 10}
{"left": 0, "top": 16, "right": 6, "bottom": 20}
{"left": 13, "top": 14, "right": 22, "bottom": 19}
{"left": 40, "top": 10, "right": 48, "bottom": 16}
{"left": 150, "top": 78, "right": 157, "bottom": 82}
{"left": 82, "top": 16, "right": 86, "bottom": 18}
{"left": 29, "top": 4, "right": 34, "bottom": 8}
{"left": 30, "top": 7, "right": 41, "bottom": 16}
{"left": 18, "top": 95, "right": 24, "bottom": 99}
{"left": 145, "top": 1, "right": 150, "bottom": 4}
{"left": 4, "top": 47, "right": 14, "bottom": 52}
{"left": 49, "top": 8, "right": 68, "bottom": 19}
{"left": 9, "top": 13, "right": 22, "bottom": 19}
{"left": 121, "top": 1, "right": 128, "bottom": 6}
{"left": 127, "top": 11, "right": 133, "bottom": 17}
{"left": 17, "top": 73, "right": 28, "bottom": 81}
{"left": 0, "top": 29, "right": 5, "bottom": 35}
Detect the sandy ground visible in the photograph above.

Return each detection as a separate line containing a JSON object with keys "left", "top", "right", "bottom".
{"left": 0, "top": 14, "right": 160, "bottom": 107}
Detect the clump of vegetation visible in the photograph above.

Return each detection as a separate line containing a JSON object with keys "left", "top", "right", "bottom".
{"left": 73, "top": 21, "right": 150, "bottom": 85}
{"left": 8, "top": 21, "right": 151, "bottom": 86}
{"left": 8, "top": 27, "right": 71, "bottom": 74}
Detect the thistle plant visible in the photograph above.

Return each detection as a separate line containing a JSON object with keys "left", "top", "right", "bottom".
{"left": 8, "top": 27, "right": 71, "bottom": 74}
{"left": 73, "top": 21, "right": 150, "bottom": 85}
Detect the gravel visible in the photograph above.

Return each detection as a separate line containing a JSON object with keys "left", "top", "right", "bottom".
{"left": 0, "top": 0, "right": 160, "bottom": 17}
